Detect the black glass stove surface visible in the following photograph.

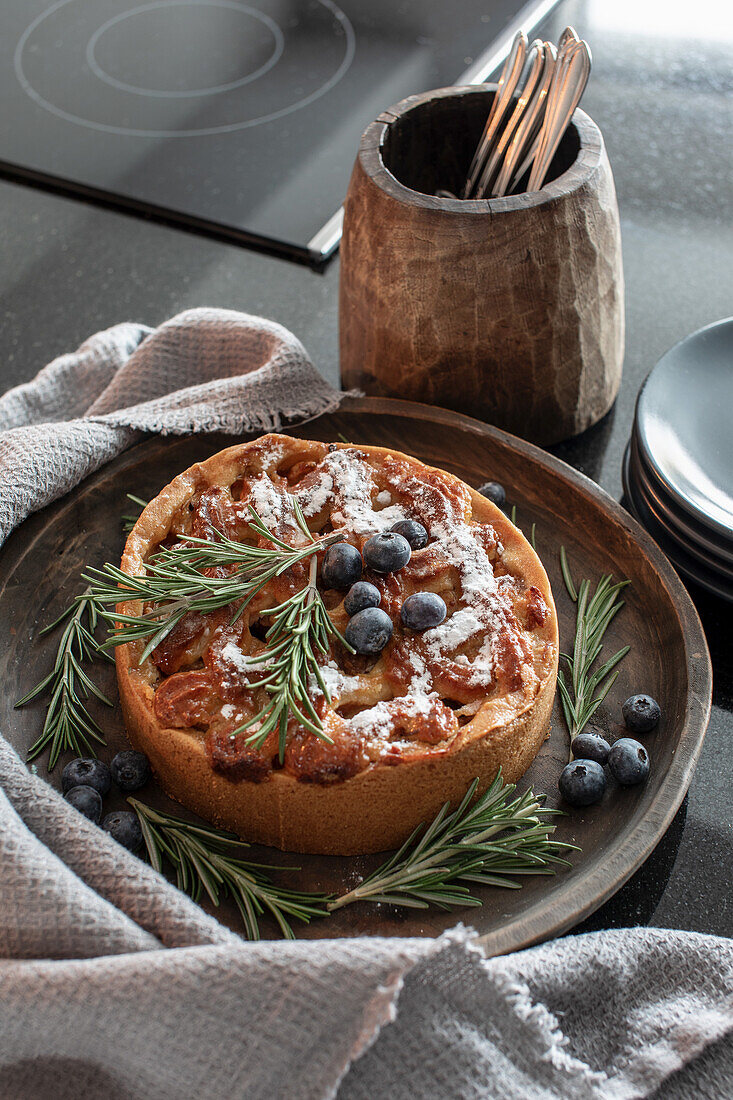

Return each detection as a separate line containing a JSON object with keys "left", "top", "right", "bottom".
{"left": 0, "top": 0, "right": 539, "bottom": 264}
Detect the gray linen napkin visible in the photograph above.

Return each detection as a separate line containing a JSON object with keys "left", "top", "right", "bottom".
{"left": 0, "top": 309, "right": 731, "bottom": 1100}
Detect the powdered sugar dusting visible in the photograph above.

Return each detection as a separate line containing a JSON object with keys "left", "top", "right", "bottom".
{"left": 220, "top": 640, "right": 271, "bottom": 675}
{"left": 299, "top": 471, "right": 334, "bottom": 517}
{"left": 298, "top": 450, "right": 508, "bottom": 697}
{"left": 415, "top": 498, "right": 504, "bottom": 690}
{"left": 220, "top": 640, "right": 250, "bottom": 673}
{"left": 249, "top": 474, "right": 293, "bottom": 532}
{"left": 349, "top": 693, "right": 437, "bottom": 735}
{"left": 300, "top": 449, "right": 407, "bottom": 535}
{"left": 422, "top": 607, "right": 483, "bottom": 651}
{"left": 314, "top": 659, "right": 362, "bottom": 700}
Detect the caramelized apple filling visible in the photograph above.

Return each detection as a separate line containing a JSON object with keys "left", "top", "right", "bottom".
{"left": 148, "top": 440, "right": 552, "bottom": 784}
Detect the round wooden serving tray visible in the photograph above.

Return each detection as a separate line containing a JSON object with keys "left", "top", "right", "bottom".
{"left": 0, "top": 398, "right": 712, "bottom": 954}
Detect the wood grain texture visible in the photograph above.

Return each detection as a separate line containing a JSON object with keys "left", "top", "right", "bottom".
{"left": 0, "top": 398, "right": 710, "bottom": 953}
{"left": 339, "top": 87, "right": 625, "bottom": 445}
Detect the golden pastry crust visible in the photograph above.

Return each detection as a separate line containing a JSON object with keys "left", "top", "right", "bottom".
{"left": 116, "top": 434, "right": 558, "bottom": 854}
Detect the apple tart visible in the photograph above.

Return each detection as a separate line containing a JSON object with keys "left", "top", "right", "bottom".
{"left": 116, "top": 434, "right": 558, "bottom": 854}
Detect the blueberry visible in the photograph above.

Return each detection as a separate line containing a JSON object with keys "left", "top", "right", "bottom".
{"left": 102, "top": 811, "right": 143, "bottom": 853}
{"left": 622, "top": 694, "right": 661, "bottom": 734}
{"left": 390, "top": 519, "right": 428, "bottom": 550}
{"left": 344, "top": 581, "right": 381, "bottom": 616}
{"left": 363, "top": 532, "right": 411, "bottom": 574}
{"left": 570, "top": 731, "right": 611, "bottom": 766}
{"left": 558, "top": 759, "right": 606, "bottom": 807}
{"left": 608, "top": 738, "right": 650, "bottom": 786}
{"left": 477, "top": 481, "right": 506, "bottom": 508}
{"left": 64, "top": 784, "right": 103, "bottom": 824}
{"left": 111, "top": 750, "right": 151, "bottom": 793}
{"left": 344, "top": 607, "right": 394, "bottom": 656}
{"left": 61, "top": 757, "right": 111, "bottom": 797}
{"left": 321, "top": 542, "right": 363, "bottom": 589}
{"left": 400, "top": 592, "right": 447, "bottom": 632}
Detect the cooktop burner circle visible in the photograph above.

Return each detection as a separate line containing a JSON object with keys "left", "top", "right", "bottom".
{"left": 86, "top": 1, "right": 285, "bottom": 99}
{"left": 14, "top": 0, "right": 356, "bottom": 137}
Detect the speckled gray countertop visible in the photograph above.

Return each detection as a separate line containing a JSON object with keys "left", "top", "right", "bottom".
{"left": 1, "top": 2, "right": 731, "bottom": 937}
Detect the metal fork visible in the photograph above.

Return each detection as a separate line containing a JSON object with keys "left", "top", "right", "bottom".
{"left": 462, "top": 31, "right": 527, "bottom": 199}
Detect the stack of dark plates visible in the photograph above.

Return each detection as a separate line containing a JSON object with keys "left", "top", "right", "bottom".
{"left": 623, "top": 317, "right": 733, "bottom": 602}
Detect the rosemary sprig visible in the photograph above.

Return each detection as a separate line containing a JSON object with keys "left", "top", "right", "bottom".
{"left": 329, "top": 774, "right": 575, "bottom": 912}
{"left": 557, "top": 549, "right": 630, "bottom": 759}
{"left": 16, "top": 589, "right": 112, "bottom": 769}
{"left": 88, "top": 496, "right": 351, "bottom": 747}
{"left": 129, "top": 799, "right": 330, "bottom": 939}
{"left": 131, "top": 774, "right": 574, "bottom": 935}
{"left": 235, "top": 555, "right": 352, "bottom": 759}
{"left": 84, "top": 499, "right": 344, "bottom": 663}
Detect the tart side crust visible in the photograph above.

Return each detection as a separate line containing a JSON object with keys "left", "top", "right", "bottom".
{"left": 116, "top": 436, "right": 559, "bottom": 855}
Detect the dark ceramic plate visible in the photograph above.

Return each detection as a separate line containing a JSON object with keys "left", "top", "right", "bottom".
{"left": 0, "top": 398, "right": 712, "bottom": 954}
{"left": 635, "top": 317, "right": 733, "bottom": 541}
{"left": 627, "top": 434, "right": 733, "bottom": 581}
{"left": 623, "top": 443, "right": 733, "bottom": 603}
{"left": 631, "top": 426, "right": 733, "bottom": 567}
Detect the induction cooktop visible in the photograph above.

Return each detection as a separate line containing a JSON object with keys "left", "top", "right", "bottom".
{"left": 0, "top": 0, "right": 560, "bottom": 265}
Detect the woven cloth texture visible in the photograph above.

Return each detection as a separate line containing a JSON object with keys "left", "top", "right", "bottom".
{"left": 0, "top": 309, "right": 731, "bottom": 1100}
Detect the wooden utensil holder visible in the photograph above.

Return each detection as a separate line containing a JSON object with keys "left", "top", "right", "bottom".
{"left": 339, "top": 86, "right": 624, "bottom": 445}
